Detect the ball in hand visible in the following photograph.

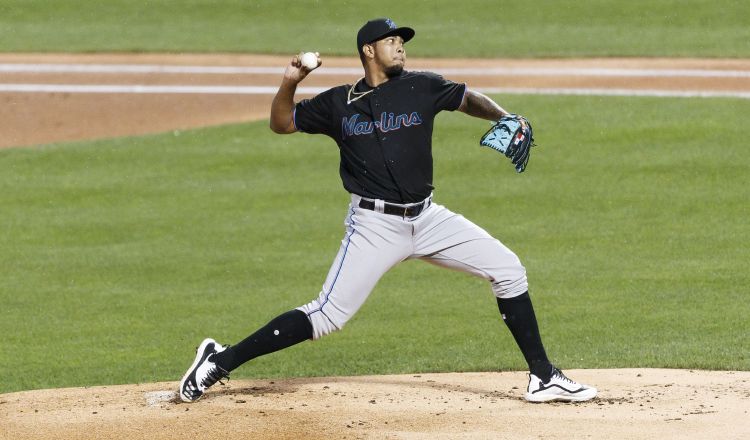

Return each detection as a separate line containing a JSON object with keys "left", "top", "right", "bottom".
{"left": 300, "top": 52, "right": 318, "bottom": 70}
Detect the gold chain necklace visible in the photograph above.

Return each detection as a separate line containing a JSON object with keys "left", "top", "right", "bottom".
{"left": 347, "top": 78, "right": 375, "bottom": 104}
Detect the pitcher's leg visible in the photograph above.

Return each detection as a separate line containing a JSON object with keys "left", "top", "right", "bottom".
{"left": 421, "top": 238, "right": 551, "bottom": 378}
{"left": 414, "top": 204, "right": 527, "bottom": 299}
{"left": 414, "top": 205, "right": 552, "bottom": 379}
{"left": 212, "top": 208, "right": 407, "bottom": 378}
{"left": 421, "top": 237, "right": 528, "bottom": 299}
{"left": 211, "top": 309, "right": 313, "bottom": 373}
{"left": 298, "top": 207, "right": 411, "bottom": 339}
{"left": 413, "top": 206, "right": 596, "bottom": 401}
{"left": 495, "top": 292, "right": 551, "bottom": 379}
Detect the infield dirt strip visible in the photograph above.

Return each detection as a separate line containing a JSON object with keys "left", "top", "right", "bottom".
{"left": 1, "top": 53, "right": 749, "bottom": 148}
{"left": 1, "top": 54, "right": 750, "bottom": 439}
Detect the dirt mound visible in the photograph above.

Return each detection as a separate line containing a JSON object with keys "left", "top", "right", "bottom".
{"left": 2, "top": 369, "right": 748, "bottom": 439}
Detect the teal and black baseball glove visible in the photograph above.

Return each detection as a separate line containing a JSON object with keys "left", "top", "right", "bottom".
{"left": 479, "top": 114, "right": 535, "bottom": 173}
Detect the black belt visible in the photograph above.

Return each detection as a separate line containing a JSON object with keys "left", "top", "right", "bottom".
{"left": 358, "top": 198, "right": 430, "bottom": 217}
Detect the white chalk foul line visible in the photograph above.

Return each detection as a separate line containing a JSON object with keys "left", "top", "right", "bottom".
{"left": 475, "top": 87, "right": 750, "bottom": 99}
{"left": 2, "top": 63, "right": 750, "bottom": 78}
{"left": 0, "top": 83, "right": 326, "bottom": 94}
{"left": 0, "top": 64, "right": 286, "bottom": 74}
{"left": 1, "top": 83, "right": 748, "bottom": 99}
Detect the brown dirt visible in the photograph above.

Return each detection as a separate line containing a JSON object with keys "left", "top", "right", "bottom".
{"left": 2, "top": 53, "right": 749, "bottom": 148}
{"left": 2, "top": 54, "right": 749, "bottom": 439}
{"left": 2, "top": 369, "right": 749, "bottom": 439}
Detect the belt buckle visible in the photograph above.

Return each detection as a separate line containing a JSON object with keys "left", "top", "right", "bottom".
{"left": 405, "top": 201, "right": 421, "bottom": 217}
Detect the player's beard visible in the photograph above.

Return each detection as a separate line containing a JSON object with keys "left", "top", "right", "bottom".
{"left": 384, "top": 64, "right": 404, "bottom": 78}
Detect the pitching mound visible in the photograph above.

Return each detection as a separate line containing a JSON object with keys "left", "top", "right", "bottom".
{"left": 2, "top": 369, "right": 748, "bottom": 439}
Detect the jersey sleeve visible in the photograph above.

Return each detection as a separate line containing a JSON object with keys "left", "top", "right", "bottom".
{"left": 293, "top": 87, "right": 337, "bottom": 136}
{"left": 424, "top": 72, "right": 467, "bottom": 112}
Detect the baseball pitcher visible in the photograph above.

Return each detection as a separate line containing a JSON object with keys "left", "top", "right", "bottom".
{"left": 179, "top": 18, "right": 597, "bottom": 404}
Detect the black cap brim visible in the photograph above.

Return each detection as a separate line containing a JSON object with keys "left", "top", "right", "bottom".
{"left": 370, "top": 27, "right": 415, "bottom": 45}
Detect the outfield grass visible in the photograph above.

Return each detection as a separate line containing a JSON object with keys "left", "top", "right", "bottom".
{"left": 1, "top": 95, "right": 747, "bottom": 393}
{"left": 1, "top": 0, "right": 749, "bottom": 57}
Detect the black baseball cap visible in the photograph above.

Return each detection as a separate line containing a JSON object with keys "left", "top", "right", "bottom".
{"left": 357, "top": 18, "right": 415, "bottom": 54}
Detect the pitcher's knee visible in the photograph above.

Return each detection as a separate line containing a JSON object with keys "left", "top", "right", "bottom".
{"left": 491, "top": 266, "right": 529, "bottom": 299}
{"left": 296, "top": 302, "right": 348, "bottom": 340}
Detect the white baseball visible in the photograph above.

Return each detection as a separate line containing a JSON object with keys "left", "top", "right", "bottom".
{"left": 300, "top": 52, "right": 318, "bottom": 70}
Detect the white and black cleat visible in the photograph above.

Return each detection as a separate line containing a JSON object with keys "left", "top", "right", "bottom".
{"left": 525, "top": 367, "right": 597, "bottom": 402}
{"left": 179, "top": 338, "right": 229, "bottom": 402}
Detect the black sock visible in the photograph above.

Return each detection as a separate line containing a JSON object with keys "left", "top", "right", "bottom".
{"left": 213, "top": 309, "right": 313, "bottom": 372}
{"left": 496, "top": 292, "right": 553, "bottom": 382}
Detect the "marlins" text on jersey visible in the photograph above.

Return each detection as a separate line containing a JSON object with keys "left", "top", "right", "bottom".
{"left": 342, "top": 111, "right": 423, "bottom": 138}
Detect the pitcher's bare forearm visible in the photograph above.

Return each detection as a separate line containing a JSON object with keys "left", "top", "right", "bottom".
{"left": 270, "top": 78, "right": 299, "bottom": 134}
{"left": 458, "top": 89, "right": 509, "bottom": 121}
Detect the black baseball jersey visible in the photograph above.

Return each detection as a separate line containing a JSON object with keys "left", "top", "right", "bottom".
{"left": 293, "top": 70, "right": 466, "bottom": 203}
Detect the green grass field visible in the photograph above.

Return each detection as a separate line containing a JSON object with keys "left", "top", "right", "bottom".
{"left": 1, "top": 0, "right": 749, "bottom": 57}
{"left": 1, "top": 95, "right": 747, "bottom": 393}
